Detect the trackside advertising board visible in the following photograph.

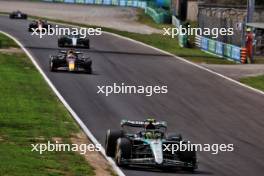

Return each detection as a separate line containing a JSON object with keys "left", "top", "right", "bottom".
{"left": 43, "top": 0, "right": 147, "bottom": 8}
{"left": 198, "top": 35, "right": 241, "bottom": 63}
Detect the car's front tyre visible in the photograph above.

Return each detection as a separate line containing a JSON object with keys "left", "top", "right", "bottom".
{"left": 105, "top": 129, "right": 124, "bottom": 157}
{"left": 58, "top": 39, "right": 65, "bottom": 47}
{"left": 84, "top": 40, "right": 90, "bottom": 49}
{"left": 115, "top": 138, "right": 131, "bottom": 167}
{"left": 49, "top": 58, "right": 57, "bottom": 72}
{"left": 178, "top": 146, "right": 197, "bottom": 172}
{"left": 22, "top": 15, "right": 27, "bottom": 19}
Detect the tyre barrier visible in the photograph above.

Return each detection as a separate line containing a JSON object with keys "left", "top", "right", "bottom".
{"left": 240, "top": 48, "right": 247, "bottom": 64}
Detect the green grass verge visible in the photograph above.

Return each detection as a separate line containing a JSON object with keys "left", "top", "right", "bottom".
{"left": 17, "top": 13, "right": 234, "bottom": 65}
{"left": 0, "top": 33, "right": 95, "bottom": 176}
{"left": 240, "top": 75, "right": 264, "bottom": 92}
{"left": 0, "top": 33, "right": 18, "bottom": 48}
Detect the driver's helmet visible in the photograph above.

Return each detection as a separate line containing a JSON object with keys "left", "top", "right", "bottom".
{"left": 145, "top": 118, "right": 156, "bottom": 130}
{"left": 144, "top": 131, "right": 162, "bottom": 139}
{"left": 145, "top": 131, "right": 155, "bottom": 139}
{"left": 67, "top": 49, "right": 75, "bottom": 55}
{"left": 37, "top": 19, "right": 42, "bottom": 24}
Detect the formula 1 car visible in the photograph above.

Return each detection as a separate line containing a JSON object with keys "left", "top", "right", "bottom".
{"left": 49, "top": 49, "right": 92, "bottom": 74}
{"left": 28, "top": 19, "right": 51, "bottom": 32}
{"left": 58, "top": 34, "right": 90, "bottom": 48}
{"left": 105, "top": 119, "right": 197, "bottom": 171}
{"left": 9, "top": 11, "right": 27, "bottom": 19}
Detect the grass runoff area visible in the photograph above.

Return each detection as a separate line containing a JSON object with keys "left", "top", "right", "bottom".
{"left": 0, "top": 10, "right": 234, "bottom": 65}
{"left": 0, "top": 33, "right": 95, "bottom": 175}
{"left": 240, "top": 75, "right": 264, "bottom": 92}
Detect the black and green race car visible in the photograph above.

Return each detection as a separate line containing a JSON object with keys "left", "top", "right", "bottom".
{"left": 105, "top": 119, "right": 198, "bottom": 171}
{"left": 9, "top": 11, "right": 27, "bottom": 19}
{"left": 58, "top": 34, "right": 90, "bottom": 48}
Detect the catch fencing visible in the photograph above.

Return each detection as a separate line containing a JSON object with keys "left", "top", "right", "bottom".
{"left": 43, "top": 0, "right": 148, "bottom": 9}
{"left": 198, "top": 4, "right": 246, "bottom": 46}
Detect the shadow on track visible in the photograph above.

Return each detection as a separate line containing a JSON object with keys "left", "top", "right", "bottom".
{"left": 122, "top": 166, "right": 213, "bottom": 175}
{"left": 25, "top": 46, "right": 171, "bottom": 57}
{"left": 50, "top": 69, "right": 99, "bottom": 76}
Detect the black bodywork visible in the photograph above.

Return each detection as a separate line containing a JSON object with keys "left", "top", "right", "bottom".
{"left": 49, "top": 50, "right": 92, "bottom": 74}
{"left": 9, "top": 11, "right": 27, "bottom": 19}
{"left": 28, "top": 20, "right": 51, "bottom": 32}
{"left": 58, "top": 35, "right": 90, "bottom": 48}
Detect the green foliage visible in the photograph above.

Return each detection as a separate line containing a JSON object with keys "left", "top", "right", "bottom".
{"left": 240, "top": 75, "right": 264, "bottom": 91}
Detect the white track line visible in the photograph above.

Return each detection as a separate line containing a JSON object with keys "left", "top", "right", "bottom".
{"left": 29, "top": 16, "right": 264, "bottom": 96}
{"left": 1, "top": 20, "right": 263, "bottom": 175}
{"left": 103, "top": 31, "right": 264, "bottom": 96}
{"left": 0, "top": 31, "right": 126, "bottom": 176}
{"left": 3, "top": 12, "right": 264, "bottom": 97}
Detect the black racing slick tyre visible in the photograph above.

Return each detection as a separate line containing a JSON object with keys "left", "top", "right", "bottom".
{"left": 115, "top": 138, "right": 131, "bottom": 166}
{"left": 83, "top": 59, "right": 92, "bottom": 74}
{"left": 178, "top": 146, "right": 197, "bottom": 172}
{"left": 58, "top": 39, "right": 65, "bottom": 47}
{"left": 84, "top": 40, "right": 90, "bottom": 49}
{"left": 49, "top": 58, "right": 56, "bottom": 72}
{"left": 85, "top": 67, "right": 92, "bottom": 74}
{"left": 58, "top": 43, "right": 64, "bottom": 48}
{"left": 105, "top": 129, "right": 123, "bottom": 157}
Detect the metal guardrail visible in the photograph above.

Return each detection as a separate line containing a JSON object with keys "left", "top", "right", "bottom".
{"left": 196, "top": 35, "right": 241, "bottom": 63}
{"left": 43, "top": 0, "right": 147, "bottom": 9}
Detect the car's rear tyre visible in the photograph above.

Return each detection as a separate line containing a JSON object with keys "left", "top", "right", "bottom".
{"left": 85, "top": 67, "right": 92, "bottom": 74}
{"left": 84, "top": 40, "right": 90, "bottom": 49}
{"left": 167, "top": 133, "right": 182, "bottom": 141}
{"left": 178, "top": 146, "right": 197, "bottom": 172}
{"left": 28, "top": 26, "right": 33, "bottom": 32}
{"left": 105, "top": 129, "right": 123, "bottom": 157}
{"left": 49, "top": 58, "right": 57, "bottom": 72}
{"left": 58, "top": 42, "right": 64, "bottom": 48}
{"left": 115, "top": 138, "right": 131, "bottom": 167}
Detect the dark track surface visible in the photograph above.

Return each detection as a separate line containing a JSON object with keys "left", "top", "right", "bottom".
{"left": 1, "top": 16, "right": 264, "bottom": 176}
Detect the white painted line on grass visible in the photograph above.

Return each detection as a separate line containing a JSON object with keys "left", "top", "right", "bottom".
{"left": 0, "top": 31, "right": 126, "bottom": 176}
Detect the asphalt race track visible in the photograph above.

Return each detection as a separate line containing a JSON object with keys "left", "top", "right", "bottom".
{"left": 1, "top": 16, "right": 264, "bottom": 176}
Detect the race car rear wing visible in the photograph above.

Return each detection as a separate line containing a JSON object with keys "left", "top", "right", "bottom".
{"left": 120, "top": 120, "right": 167, "bottom": 129}
{"left": 59, "top": 50, "right": 83, "bottom": 55}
